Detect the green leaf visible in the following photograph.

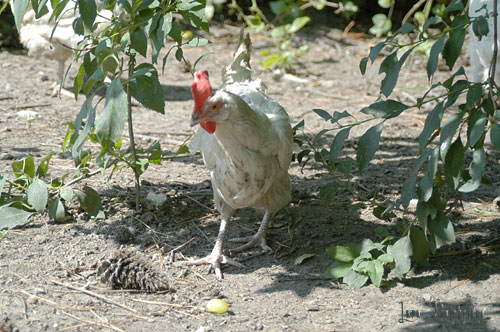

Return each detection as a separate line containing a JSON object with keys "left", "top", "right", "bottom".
{"left": 357, "top": 122, "right": 384, "bottom": 172}
{"left": 368, "top": 41, "right": 386, "bottom": 64}
{"left": 439, "top": 111, "right": 465, "bottom": 159}
{"left": 491, "top": 124, "right": 500, "bottom": 150}
{"left": 32, "top": 0, "right": 49, "bottom": 18}
{"left": 72, "top": 94, "right": 96, "bottom": 159}
{"left": 130, "top": 65, "right": 165, "bottom": 113}
{"left": 467, "top": 110, "right": 487, "bottom": 148}
{"left": 324, "top": 261, "right": 353, "bottom": 279}
{"left": 74, "top": 64, "right": 85, "bottom": 98}
{"left": 430, "top": 211, "right": 455, "bottom": 248}
{"left": 319, "top": 183, "right": 337, "bottom": 204}
{"left": 377, "top": 253, "right": 394, "bottom": 264}
{"left": 95, "top": 78, "right": 127, "bottom": 143}
{"left": 466, "top": 83, "right": 483, "bottom": 110}
{"left": 410, "top": 226, "right": 430, "bottom": 266}
{"left": 326, "top": 244, "right": 359, "bottom": 262}
{"left": 360, "top": 100, "right": 409, "bottom": 119}
{"left": 378, "top": 0, "right": 391, "bottom": 9}
{"left": 49, "top": 199, "right": 66, "bottom": 222}
{"left": 60, "top": 187, "right": 74, "bottom": 202}
{"left": 359, "top": 238, "right": 377, "bottom": 253}
{"left": 168, "top": 21, "right": 182, "bottom": 44}
{"left": 359, "top": 57, "right": 368, "bottom": 75}
{"left": 459, "top": 147, "right": 486, "bottom": 192}
{"left": 12, "top": 156, "right": 35, "bottom": 180}
{"left": 444, "top": 0, "right": 464, "bottom": 12}
{"left": 35, "top": 153, "right": 54, "bottom": 178}
{"left": 288, "top": 16, "right": 310, "bottom": 34}
{"left": 419, "top": 102, "right": 444, "bottom": 151}
{"left": 419, "top": 147, "right": 439, "bottom": 202}
{"left": 187, "top": 36, "right": 210, "bottom": 47}
{"left": 0, "top": 207, "right": 32, "bottom": 230}
{"left": 343, "top": 269, "right": 369, "bottom": 289}
{"left": 337, "top": 158, "right": 352, "bottom": 176}
{"left": 472, "top": 15, "right": 490, "bottom": 40}
{"left": 422, "top": 16, "right": 443, "bottom": 32}
{"left": 396, "top": 23, "right": 416, "bottom": 35}
{"left": 379, "top": 51, "right": 399, "bottom": 97}
{"left": 367, "top": 260, "right": 384, "bottom": 287}
{"left": 400, "top": 149, "right": 432, "bottom": 208}
{"left": 131, "top": 28, "right": 148, "bottom": 58}
{"left": 329, "top": 127, "right": 350, "bottom": 162}
{"left": 27, "top": 178, "right": 48, "bottom": 213}
{"left": 427, "top": 34, "right": 446, "bottom": 81}
{"left": 442, "top": 15, "right": 467, "bottom": 70}
{"left": 444, "top": 137, "right": 464, "bottom": 191}
{"left": 313, "top": 108, "right": 331, "bottom": 121}
{"left": 75, "top": 186, "right": 102, "bottom": 217}
{"left": 78, "top": 0, "right": 97, "bottom": 35}
{"left": 12, "top": 0, "right": 29, "bottom": 32}
{"left": 175, "top": 48, "right": 183, "bottom": 62}
{"left": 391, "top": 235, "right": 412, "bottom": 279}
{"left": 177, "top": 0, "right": 203, "bottom": 11}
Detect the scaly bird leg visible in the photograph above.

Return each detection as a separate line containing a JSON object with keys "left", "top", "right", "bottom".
{"left": 50, "top": 61, "right": 73, "bottom": 97}
{"left": 186, "top": 216, "right": 244, "bottom": 279}
{"left": 227, "top": 210, "right": 273, "bottom": 254}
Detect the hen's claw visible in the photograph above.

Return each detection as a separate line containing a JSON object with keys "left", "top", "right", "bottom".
{"left": 227, "top": 234, "right": 272, "bottom": 254}
{"left": 186, "top": 252, "right": 245, "bottom": 279}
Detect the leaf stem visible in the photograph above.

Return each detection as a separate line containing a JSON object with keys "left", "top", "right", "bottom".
{"left": 127, "top": 56, "right": 140, "bottom": 211}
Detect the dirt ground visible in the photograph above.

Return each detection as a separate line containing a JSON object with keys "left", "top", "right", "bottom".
{"left": 0, "top": 23, "right": 499, "bottom": 332}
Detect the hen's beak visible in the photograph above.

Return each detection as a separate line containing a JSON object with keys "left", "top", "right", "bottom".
{"left": 190, "top": 112, "right": 202, "bottom": 127}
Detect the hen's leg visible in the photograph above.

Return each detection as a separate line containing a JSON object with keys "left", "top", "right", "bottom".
{"left": 51, "top": 61, "right": 73, "bottom": 97}
{"left": 186, "top": 210, "right": 244, "bottom": 279}
{"left": 228, "top": 210, "right": 272, "bottom": 254}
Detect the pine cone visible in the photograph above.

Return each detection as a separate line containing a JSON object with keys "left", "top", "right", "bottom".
{"left": 98, "top": 249, "right": 170, "bottom": 292}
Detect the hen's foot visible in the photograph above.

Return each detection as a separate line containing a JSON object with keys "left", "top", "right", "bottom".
{"left": 50, "top": 83, "right": 74, "bottom": 98}
{"left": 227, "top": 234, "right": 272, "bottom": 254}
{"left": 186, "top": 252, "right": 245, "bottom": 280}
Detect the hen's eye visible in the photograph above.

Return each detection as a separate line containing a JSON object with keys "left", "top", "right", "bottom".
{"left": 211, "top": 104, "right": 217, "bottom": 110}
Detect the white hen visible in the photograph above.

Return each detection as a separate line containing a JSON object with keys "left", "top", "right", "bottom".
{"left": 11, "top": 0, "right": 115, "bottom": 96}
{"left": 469, "top": 0, "right": 500, "bottom": 83}
{"left": 11, "top": 0, "right": 81, "bottom": 96}
{"left": 188, "top": 30, "right": 293, "bottom": 279}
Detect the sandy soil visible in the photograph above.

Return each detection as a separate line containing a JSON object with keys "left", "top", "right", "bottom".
{"left": 0, "top": 24, "right": 499, "bottom": 332}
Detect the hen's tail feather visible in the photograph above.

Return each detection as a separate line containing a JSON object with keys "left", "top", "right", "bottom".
{"left": 222, "top": 27, "right": 252, "bottom": 85}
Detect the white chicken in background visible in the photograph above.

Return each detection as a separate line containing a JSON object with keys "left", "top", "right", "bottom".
{"left": 469, "top": 0, "right": 500, "bottom": 84}
{"left": 11, "top": 0, "right": 80, "bottom": 96}
{"left": 10, "top": 0, "right": 115, "bottom": 97}
{"left": 188, "top": 29, "right": 294, "bottom": 279}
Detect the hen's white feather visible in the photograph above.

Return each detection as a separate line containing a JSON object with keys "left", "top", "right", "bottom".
{"left": 191, "top": 31, "right": 293, "bottom": 214}
{"left": 469, "top": 0, "right": 500, "bottom": 83}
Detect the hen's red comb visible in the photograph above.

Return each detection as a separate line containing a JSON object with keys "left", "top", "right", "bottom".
{"left": 191, "top": 70, "right": 216, "bottom": 133}
{"left": 191, "top": 70, "right": 212, "bottom": 114}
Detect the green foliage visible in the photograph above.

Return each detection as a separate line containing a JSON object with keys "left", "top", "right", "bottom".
{"left": 0, "top": 155, "right": 102, "bottom": 230}
{"left": 325, "top": 227, "right": 412, "bottom": 288}
{"left": 296, "top": 4, "right": 500, "bottom": 287}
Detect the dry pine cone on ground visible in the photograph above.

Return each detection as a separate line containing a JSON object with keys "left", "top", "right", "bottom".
{"left": 98, "top": 249, "right": 170, "bottom": 292}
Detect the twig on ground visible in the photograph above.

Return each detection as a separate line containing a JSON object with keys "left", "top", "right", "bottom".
{"left": 60, "top": 310, "right": 124, "bottom": 332}
{"left": 17, "top": 289, "right": 104, "bottom": 311}
{"left": 10, "top": 103, "right": 51, "bottom": 110}
{"left": 50, "top": 280, "right": 138, "bottom": 314}
{"left": 192, "top": 222, "right": 213, "bottom": 245}
{"left": 445, "top": 264, "right": 484, "bottom": 293}
{"left": 182, "top": 194, "right": 215, "bottom": 213}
